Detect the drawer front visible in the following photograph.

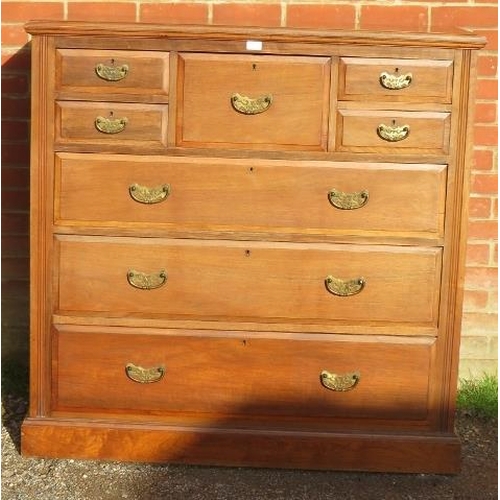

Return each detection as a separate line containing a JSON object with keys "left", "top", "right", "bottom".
{"left": 176, "top": 53, "right": 331, "bottom": 151}
{"left": 337, "top": 110, "right": 450, "bottom": 154}
{"left": 55, "top": 153, "right": 446, "bottom": 238}
{"left": 55, "top": 101, "right": 168, "bottom": 151}
{"left": 55, "top": 236, "right": 442, "bottom": 327}
{"left": 339, "top": 57, "right": 453, "bottom": 102}
{"left": 56, "top": 49, "right": 169, "bottom": 100}
{"left": 54, "top": 326, "right": 435, "bottom": 424}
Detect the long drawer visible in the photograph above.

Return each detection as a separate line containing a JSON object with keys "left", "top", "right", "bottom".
{"left": 55, "top": 153, "right": 446, "bottom": 238}
{"left": 55, "top": 236, "right": 442, "bottom": 327}
{"left": 53, "top": 326, "right": 435, "bottom": 426}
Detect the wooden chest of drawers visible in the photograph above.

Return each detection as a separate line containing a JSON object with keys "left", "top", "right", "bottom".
{"left": 22, "top": 21, "right": 485, "bottom": 473}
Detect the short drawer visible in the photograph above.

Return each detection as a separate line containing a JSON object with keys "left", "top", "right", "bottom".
{"left": 339, "top": 57, "right": 453, "bottom": 102}
{"left": 176, "top": 53, "right": 331, "bottom": 151}
{"left": 55, "top": 49, "right": 169, "bottom": 100}
{"left": 55, "top": 236, "right": 442, "bottom": 328}
{"left": 55, "top": 153, "right": 447, "bottom": 239}
{"left": 337, "top": 110, "right": 451, "bottom": 154}
{"left": 55, "top": 101, "right": 168, "bottom": 152}
{"left": 53, "top": 326, "right": 435, "bottom": 425}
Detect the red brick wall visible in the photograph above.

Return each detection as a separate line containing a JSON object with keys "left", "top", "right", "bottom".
{"left": 2, "top": 1, "right": 497, "bottom": 378}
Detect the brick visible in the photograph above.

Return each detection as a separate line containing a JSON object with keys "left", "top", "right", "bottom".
{"left": 460, "top": 335, "right": 491, "bottom": 358}
{"left": 140, "top": 3, "right": 208, "bottom": 25}
{"left": 431, "top": 6, "right": 498, "bottom": 29}
{"left": 1, "top": 96, "right": 29, "bottom": 119}
{"left": 1, "top": 279, "right": 29, "bottom": 299}
{"left": 463, "top": 289, "right": 489, "bottom": 311}
{"left": 1, "top": 165, "right": 29, "bottom": 188}
{"left": 469, "top": 197, "right": 492, "bottom": 218}
{"left": 466, "top": 243, "right": 491, "bottom": 265}
{"left": 467, "top": 219, "right": 498, "bottom": 240}
{"left": 1, "top": 213, "right": 28, "bottom": 235}
{"left": 476, "top": 29, "right": 498, "bottom": 51}
{"left": 475, "top": 102, "right": 497, "bottom": 124}
{"left": 360, "top": 6, "right": 428, "bottom": 31}
{"left": 1, "top": 190, "right": 29, "bottom": 212}
{"left": 488, "top": 290, "right": 498, "bottom": 311}
{"left": 477, "top": 55, "right": 498, "bottom": 77}
{"left": 1, "top": 49, "right": 30, "bottom": 71}
{"left": 2, "top": 25, "right": 29, "bottom": 47}
{"left": 493, "top": 242, "right": 498, "bottom": 265}
{"left": 489, "top": 336, "right": 498, "bottom": 356}
{"left": 462, "top": 312, "right": 498, "bottom": 335}
{"left": 1, "top": 235, "right": 29, "bottom": 257}
{"left": 474, "top": 125, "right": 498, "bottom": 147}
{"left": 1, "top": 142, "right": 29, "bottom": 164}
{"left": 68, "top": 3, "right": 136, "bottom": 22}
{"left": 2, "top": 2, "right": 64, "bottom": 22}
{"left": 1, "top": 295, "right": 29, "bottom": 320}
{"left": 213, "top": 3, "right": 281, "bottom": 27}
{"left": 459, "top": 359, "right": 498, "bottom": 380}
{"left": 2, "top": 120, "right": 29, "bottom": 141}
{"left": 476, "top": 79, "right": 498, "bottom": 100}
{"left": 1, "top": 74, "right": 29, "bottom": 95}
{"left": 471, "top": 173, "right": 499, "bottom": 195}
{"left": 1, "top": 256, "right": 29, "bottom": 279}
{"left": 464, "top": 266, "right": 498, "bottom": 290}
{"left": 472, "top": 149, "right": 495, "bottom": 171}
{"left": 287, "top": 5, "right": 356, "bottom": 29}
{"left": 493, "top": 199, "right": 498, "bottom": 219}
{"left": 0, "top": 329, "right": 29, "bottom": 362}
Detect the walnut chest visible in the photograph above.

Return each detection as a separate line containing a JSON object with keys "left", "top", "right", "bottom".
{"left": 22, "top": 21, "right": 485, "bottom": 473}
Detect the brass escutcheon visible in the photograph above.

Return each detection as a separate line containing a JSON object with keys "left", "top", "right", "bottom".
{"left": 127, "top": 269, "right": 167, "bottom": 290}
{"left": 328, "top": 188, "right": 369, "bottom": 210}
{"left": 129, "top": 183, "right": 171, "bottom": 204}
{"left": 95, "top": 115, "right": 128, "bottom": 134}
{"left": 377, "top": 122, "right": 410, "bottom": 142}
{"left": 320, "top": 370, "right": 360, "bottom": 392}
{"left": 231, "top": 93, "right": 273, "bottom": 115}
{"left": 325, "top": 276, "right": 365, "bottom": 297}
{"left": 379, "top": 71, "right": 413, "bottom": 90}
{"left": 95, "top": 62, "right": 129, "bottom": 81}
{"left": 125, "top": 363, "right": 165, "bottom": 383}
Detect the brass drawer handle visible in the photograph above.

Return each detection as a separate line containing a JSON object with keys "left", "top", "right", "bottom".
{"left": 231, "top": 93, "right": 273, "bottom": 115}
{"left": 129, "top": 183, "right": 171, "bottom": 204}
{"left": 95, "top": 62, "right": 129, "bottom": 81}
{"left": 377, "top": 122, "right": 410, "bottom": 142}
{"left": 325, "top": 276, "right": 365, "bottom": 296}
{"left": 95, "top": 115, "right": 128, "bottom": 134}
{"left": 125, "top": 363, "right": 165, "bottom": 384}
{"left": 127, "top": 269, "right": 167, "bottom": 290}
{"left": 328, "top": 188, "right": 369, "bottom": 210}
{"left": 320, "top": 370, "right": 360, "bottom": 392}
{"left": 379, "top": 71, "right": 412, "bottom": 90}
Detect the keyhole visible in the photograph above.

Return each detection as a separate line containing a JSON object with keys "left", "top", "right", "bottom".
{"left": 395, "top": 67, "right": 399, "bottom": 73}
{"left": 245, "top": 249, "right": 251, "bottom": 257}
{"left": 252, "top": 63, "right": 257, "bottom": 70}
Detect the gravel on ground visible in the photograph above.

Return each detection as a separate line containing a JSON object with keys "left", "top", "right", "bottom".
{"left": 2, "top": 392, "right": 497, "bottom": 500}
